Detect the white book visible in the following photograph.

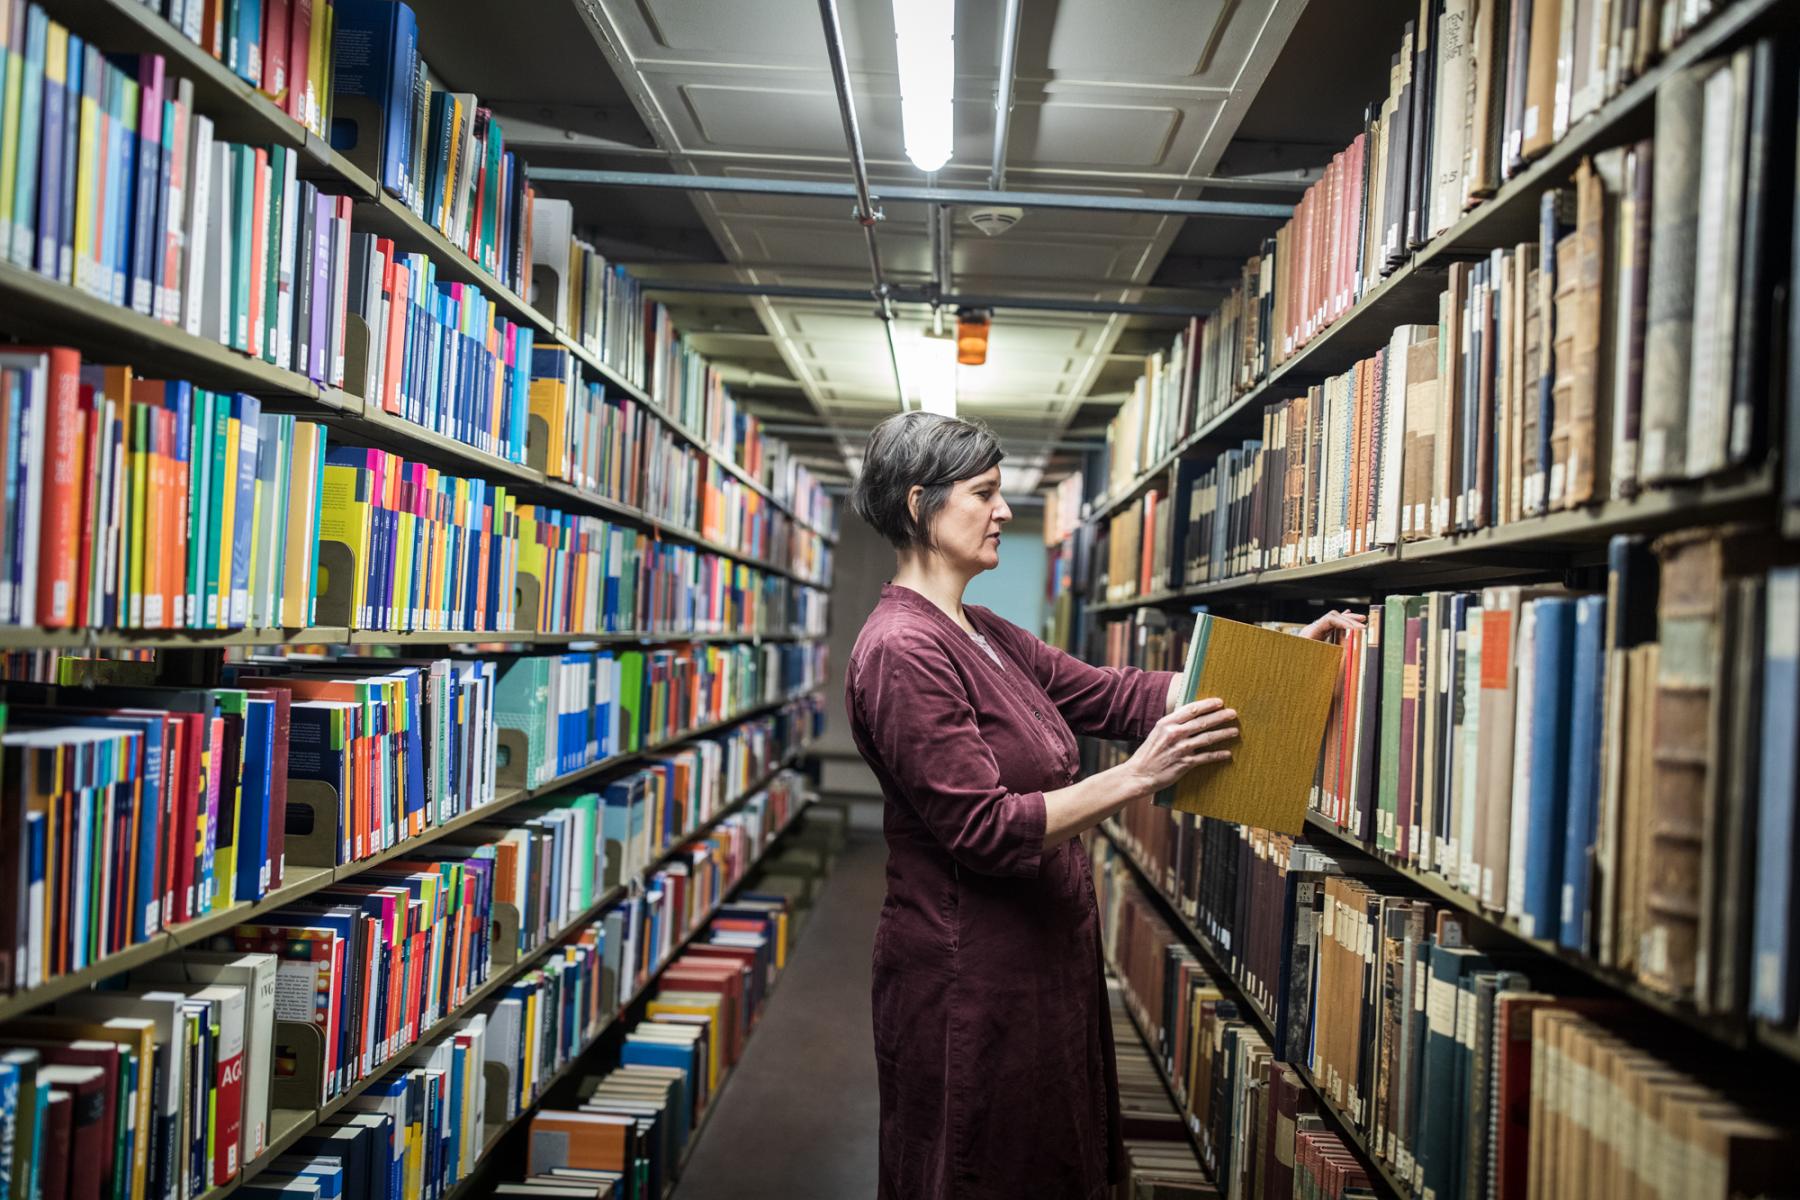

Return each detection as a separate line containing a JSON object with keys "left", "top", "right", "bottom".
{"left": 201, "top": 140, "right": 231, "bottom": 346}
{"left": 1684, "top": 53, "right": 1749, "bottom": 479}
{"left": 276, "top": 148, "right": 300, "bottom": 371}
{"left": 181, "top": 114, "right": 213, "bottom": 338}
{"left": 137, "top": 953, "right": 277, "bottom": 1162}
{"left": 1504, "top": 603, "right": 1540, "bottom": 922}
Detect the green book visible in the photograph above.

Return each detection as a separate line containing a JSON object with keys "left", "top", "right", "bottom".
{"left": 264, "top": 144, "right": 284, "bottom": 365}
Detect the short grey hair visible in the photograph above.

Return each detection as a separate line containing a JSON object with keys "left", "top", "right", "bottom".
{"left": 851, "top": 412, "right": 1005, "bottom": 550}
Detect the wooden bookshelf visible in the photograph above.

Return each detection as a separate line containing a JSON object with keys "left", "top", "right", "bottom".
{"left": 1096, "top": 823, "right": 1410, "bottom": 1199}
{"left": 1084, "top": 0, "right": 1792, "bottom": 530}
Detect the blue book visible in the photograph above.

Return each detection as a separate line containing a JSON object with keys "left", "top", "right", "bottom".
{"left": 1558, "top": 594, "right": 1607, "bottom": 950}
{"left": 1753, "top": 566, "right": 1800, "bottom": 1023}
{"left": 0, "top": 1056, "right": 18, "bottom": 1200}
{"left": 54, "top": 30, "right": 79, "bottom": 285}
{"left": 229, "top": 0, "right": 262, "bottom": 88}
{"left": 1519, "top": 597, "right": 1575, "bottom": 940}
{"left": 234, "top": 695, "right": 276, "bottom": 902}
{"left": 1417, "top": 941, "right": 1489, "bottom": 1200}
{"left": 272, "top": 1157, "right": 344, "bottom": 1200}
{"left": 229, "top": 394, "right": 262, "bottom": 626}
{"left": 328, "top": 0, "right": 417, "bottom": 201}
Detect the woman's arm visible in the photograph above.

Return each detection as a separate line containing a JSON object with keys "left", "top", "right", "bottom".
{"left": 1041, "top": 698, "right": 1238, "bottom": 848}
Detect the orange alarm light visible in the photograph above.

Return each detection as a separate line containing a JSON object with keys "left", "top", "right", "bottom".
{"left": 956, "top": 310, "right": 991, "bottom": 366}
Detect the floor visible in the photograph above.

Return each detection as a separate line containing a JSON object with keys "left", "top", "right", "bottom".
{"left": 672, "top": 830, "right": 887, "bottom": 1199}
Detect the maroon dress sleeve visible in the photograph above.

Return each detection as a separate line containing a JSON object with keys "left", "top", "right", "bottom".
{"left": 982, "top": 616, "right": 1176, "bottom": 742}
{"left": 851, "top": 634, "right": 1048, "bottom": 878}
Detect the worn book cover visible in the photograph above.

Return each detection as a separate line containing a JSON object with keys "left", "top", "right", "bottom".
{"left": 1164, "top": 614, "right": 1342, "bottom": 834}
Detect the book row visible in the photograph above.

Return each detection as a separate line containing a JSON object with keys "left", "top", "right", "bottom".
{"left": 0, "top": 775, "right": 813, "bottom": 1200}
{"left": 328, "top": 0, "right": 532, "bottom": 296}
{"left": 0, "top": 18, "right": 357, "bottom": 382}
{"left": 0, "top": 352, "right": 834, "bottom": 635}
{"left": 1098, "top": 9, "right": 1794, "bottom": 503}
{"left": 1098, "top": 528, "right": 1800, "bottom": 1021}
{"left": 1106, "top": 980, "right": 1217, "bottom": 1199}
{"left": 0, "top": 651, "right": 820, "bottom": 997}
{"left": 136, "top": 0, "right": 338, "bottom": 137}
{"left": 492, "top": 648, "right": 824, "bottom": 792}
{"left": 529, "top": 198, "right": 643, "bottom": 391}
{"left": 0, "top": 12, "right": 837, "bottom": 556}
{"left": 1092, "top": 831, "right": 1795, "bottom": 1200}
{"left": 503, "top": 802, "right": 829, "bottom": 1200}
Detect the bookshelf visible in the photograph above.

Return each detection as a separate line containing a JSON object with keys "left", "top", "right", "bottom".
{"left": 1086, "top": 0, "right": 1793, "bottom": 529}
{"left": 1069, "top": 0, "right": 1800, "bottom": 1195}
{"left": 0, "top": 0, "right": 842, "bottom": 1194}
{"left": 1097, "top": 822, "right": 1412, "bottom": 1198}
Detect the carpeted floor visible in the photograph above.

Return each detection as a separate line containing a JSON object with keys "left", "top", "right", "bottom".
{"left": 671, "top": 831, "right": 887, "bottom": 1199}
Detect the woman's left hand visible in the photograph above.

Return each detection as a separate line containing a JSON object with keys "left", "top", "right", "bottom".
{"left": 1298, "top": 609, "right": 1366, "bottom": 641}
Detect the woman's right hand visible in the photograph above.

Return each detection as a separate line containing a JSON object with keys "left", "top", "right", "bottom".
{"left": 1124, "top": 698, "right": 1238, "bottom": 796}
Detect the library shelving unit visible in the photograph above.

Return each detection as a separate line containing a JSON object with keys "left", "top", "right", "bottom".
{"left": 1058, "top": 0, "right": 1800, "bottom": 1195}
{"left": 0, "top": 0, "right": 839, "bottom": 1195}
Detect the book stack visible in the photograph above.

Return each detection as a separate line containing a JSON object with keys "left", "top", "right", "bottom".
{"left": 0, "top": 26, "right": 354, "bottom": 375}
{"left": 530, "top": 198, "right": 644, "bottom": 387}
{"left": 139, "top": 0, "right": 339, "bottom": 138}
{"left": 0, "top": 352, "right": 330, "bottom": 630}
{"left": 316, "top": 445, "right": 521, "bottom": 634}
{"left": 769, "top": 452, "right": 835, "bottom": 539}
{"left": 329, "top": 0, "right": 534, "bottom": 296}
{"left": 1101, "top": 334, "right": 1199, "bottom": 501}
{"left": 1092, "top": 831, "right": 1796, "bottom": 1200}
{"left": 282, "top": 1111, "right": 410, "bottom": 1200}
{"left": 344, "top": 236, "right": 536, "bottom": 462}
{"left": 526, "top": 346, "right": 652, "bottom": 496}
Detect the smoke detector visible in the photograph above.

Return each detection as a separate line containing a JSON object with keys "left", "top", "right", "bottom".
{"left": 966, "top": 206, "right": 1024, "bottom": 237}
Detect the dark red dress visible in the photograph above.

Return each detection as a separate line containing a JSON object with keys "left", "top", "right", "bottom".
{"left": 845, "top": 583, "right": 1177, "bottom": 1200}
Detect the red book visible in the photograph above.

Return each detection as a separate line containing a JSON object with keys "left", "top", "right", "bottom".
{"left": 18, "top": 346, "right": 85, "bottom": 626}
{"left": 39, "top": 1051, "right": 118, "bottom": 1199}
{"left": 287, "top": 0, "right": 313, "bottom": 126}
{"left": 73, "top": 382, "right": 100, "bottom": 626}
{"left": 382, "top": 249, "right": 406, "bottom": 414}
{"left": 195, "top": 983, "right": 247, "bottom": 1178}
{"left": 261, "top": 0, "right": 290, "bottom": 101}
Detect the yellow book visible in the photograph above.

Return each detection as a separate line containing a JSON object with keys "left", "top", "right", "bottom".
{"left": 0, "top": 3, "right": 22, "bottom": 253}
{"left": 281, "top": 423, "right": 318, "bottom": 627}
{"left": 645, "top": 994, "right": 723, "bottom": 1092}
{"left": 395, "top": 489, "right": 416, "bottom": 631}
{"left": 1167, "top": 614, "right": 1342, "bottom": 834}
{"left": 317, "top": 461, "right": 372, "bottom": 627}
{"left": 127, "top": 401, "right": 149, "bottom": 627}
{"left": 309, "top": 0, "right": 330, "bottom": 135}
{"left": 73, "top": 58, "right": 99, "bottom": 294}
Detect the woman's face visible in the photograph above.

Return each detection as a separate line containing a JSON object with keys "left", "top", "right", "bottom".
{"left": 915, "top": 466, "right": 1012, "bottom": 574}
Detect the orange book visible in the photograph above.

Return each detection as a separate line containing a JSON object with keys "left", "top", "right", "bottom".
{"left": 528, "top": 1111, "right": 633, "bottom": 1175}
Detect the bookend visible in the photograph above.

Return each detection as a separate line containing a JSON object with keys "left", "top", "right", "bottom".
{"left": 515, "top": 570, "right": 542, "bottom": 635}
{"left": 496, "top": 727, "right": 532, "bottom": 790}
{"left": 342, "top": 308, "right": 376, "bottom": 403}
{"left": 492, "top": 901, "right": 524, "bottom": 969}
{"left": 314, "top": 539, "right": 358, "bottom": 628}
{"left": 285, "top": 778, "right": 346, "bottom": 869}
{"left": 526, "top": 413, "right": 551, "bottom": 474}
{"left": 271, "top": 1017, "right": 329, "bottom": 1109}
{"left": 485, "top": 1059, "right": 515, "bottom": 1124}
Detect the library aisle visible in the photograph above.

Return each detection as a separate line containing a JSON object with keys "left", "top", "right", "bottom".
{"left": 670, "top": 833, "right": 885, "bottom": 1200}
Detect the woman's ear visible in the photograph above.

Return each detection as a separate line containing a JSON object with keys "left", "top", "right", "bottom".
{"left": 906, "top": 484, "right": 923, "bottom": 524}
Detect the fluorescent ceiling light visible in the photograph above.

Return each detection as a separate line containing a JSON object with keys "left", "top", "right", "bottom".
{"left": 893, "top": 0, "right": 955, "bottom": 173}
{"left": 912, "top": 331, "right": 958, "bottom": 417}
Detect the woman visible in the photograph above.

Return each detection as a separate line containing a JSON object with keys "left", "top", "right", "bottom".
{"left": 844, "top": 411, "right": 1360, "bottom": 1200}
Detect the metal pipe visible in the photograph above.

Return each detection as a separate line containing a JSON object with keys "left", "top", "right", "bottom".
{"left": 989, "top": 0, "right": 1023, "bottom": 190}
{"left": 637, "top": 277, "right": 1214, "bottom": 318}
{"left": 817, "top": 0, "right": 880, "bottom": 227}
{"left": 527, "top": 167, "right": 1294, "bottom": 220}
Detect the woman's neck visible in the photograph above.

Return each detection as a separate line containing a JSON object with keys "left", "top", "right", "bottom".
{"left": 891, "top": 555, "right": 975, "bottom": 632}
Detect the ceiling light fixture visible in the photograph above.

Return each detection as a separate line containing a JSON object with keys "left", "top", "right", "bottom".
{"left": 892, "top": 0, "right": 955, "bottom": 174}
{"left": 955, "top": 309, "right": 991, "bottom": 366}
{"left": 912, "top": 330, "right": 959, "bottom": 417}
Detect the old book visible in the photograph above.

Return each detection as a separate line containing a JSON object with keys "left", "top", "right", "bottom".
{"left": 1639, "top": 61, "right": 1709, "bottom": 483}
{"left": 1519, "top": 0, "right": 1563, "bottom": 162}
{"left": 1725, "top": 39, "right": 1783, "bottom": 470}
{"left": 1701, "top": 575, "right": 1762, "bottom": 1016}
{"left": 1431, "top": 0, "right": 1475, "bottom": 238}
{"left": 1402, "top": 333, "right": 1441, "bottom": 541}
{"left": 1564, "top": 155, "right": 1616, "bottom": 506}
{"left": 1619, "top": 641, "right": 1660, "bottom": 976}
{"left": 1463, "top": 0, "right": 1512, "bottom": 204}
{"left": 1606, "top": 140, "right": 1652, "bottom": 500}
{"left": 1684, "top": 49, "right": 1750, "bottom": 479}
{"left": 1549, "top": 232, "right": 1580, "bottom": 511}
{"left": 1639, "top": 529, "right": 1736, "bottom": 998}
{"left": 1168, "top": 615, "right": 1343, "bottom": 834}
